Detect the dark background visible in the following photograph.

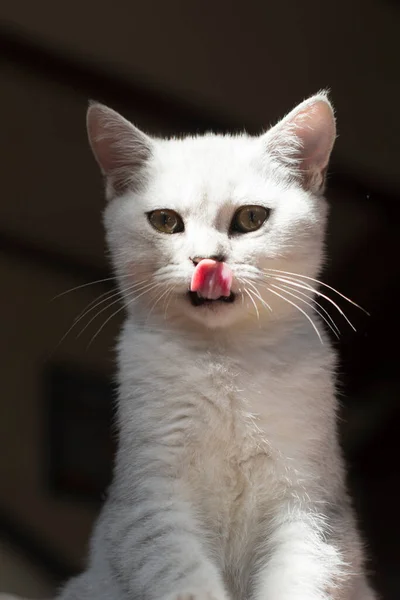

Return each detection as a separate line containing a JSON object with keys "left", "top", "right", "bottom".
{"left": 0, "top": 2, "right": 399, "bottom": 598}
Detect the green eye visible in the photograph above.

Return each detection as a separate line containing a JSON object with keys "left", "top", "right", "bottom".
{"left": 230, "top": 205, "right": 270, "bottom": 234}
{"left": 147, "top": 209, "right": 184, "bottom": 234}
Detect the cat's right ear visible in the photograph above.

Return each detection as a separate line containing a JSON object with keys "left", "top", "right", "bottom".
{"left": 262, "top": 92, "right": 336, "bottom": 194}
{"left": 86, "top": 103, "right": 153, "bottom": 197}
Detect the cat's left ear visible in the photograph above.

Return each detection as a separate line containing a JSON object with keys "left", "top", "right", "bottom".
{"left": 263, "top": 92, "right": 336, "bottom": 194}
{"left": 87, "top": 102, "right": 153, "bottom": 197}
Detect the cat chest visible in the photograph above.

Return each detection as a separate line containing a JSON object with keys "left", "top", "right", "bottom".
{"left": 181, "top": 385, "right": 281, "bottom": 531}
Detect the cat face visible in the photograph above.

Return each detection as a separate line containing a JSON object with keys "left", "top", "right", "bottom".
{"left": 87, "top": 94, "right": 335, "bottom": 330}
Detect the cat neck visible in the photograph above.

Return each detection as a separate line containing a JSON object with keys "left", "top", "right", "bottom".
{"left": 121, "top": 311, "right": 315, "bottom": 355}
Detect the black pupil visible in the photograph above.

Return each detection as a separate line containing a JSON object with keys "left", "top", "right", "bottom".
{"left": 160, "top": 211, "right": 176, "bottom": 231}
{"left": 238, "top": 206, "right": 266, "bottom": 231}
{"left": 148, "top": 209, "right": 184, "bottom": 234}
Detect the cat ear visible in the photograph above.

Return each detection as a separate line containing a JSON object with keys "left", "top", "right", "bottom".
{"left": 87, "top": 103, "right": 153, "bottom": 196}
{"left": 263, "top": 92, "right": 336, "bottom": 193}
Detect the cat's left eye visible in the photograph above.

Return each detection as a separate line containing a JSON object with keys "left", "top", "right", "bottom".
{"left": 230, "top": 205, "right": 270, "bottom": 234}
{"left": 147, "top": 209, "right": 184, "bottom": 234}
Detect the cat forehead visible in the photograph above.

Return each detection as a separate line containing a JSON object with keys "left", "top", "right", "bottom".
{"left": 155, "top": 134, "right": 263, "bottom": 177}
{"left": 147, "top": 133, "right": 284, "bottom": 207}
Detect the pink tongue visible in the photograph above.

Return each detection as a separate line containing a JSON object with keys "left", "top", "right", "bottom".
{"left": 190, "top": 259, "right": 233, "bottom": 300}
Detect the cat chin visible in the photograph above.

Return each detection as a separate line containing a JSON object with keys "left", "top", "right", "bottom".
{"left": 187, "top": 311, "right": 240, "bottom": 329}
{"left": 181, "top": 297, "right": 245, "bottom": 329}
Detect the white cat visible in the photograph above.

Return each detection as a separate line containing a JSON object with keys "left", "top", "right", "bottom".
{"left": 59, "top": 93, "right": 377, "bottom": 600}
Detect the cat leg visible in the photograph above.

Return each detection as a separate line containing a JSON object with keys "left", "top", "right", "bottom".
{"left": 251, "top": 508, "right": 349, "bottom": 600}
{"left": 93, "top": 491, "right": 229, "bottom": 600}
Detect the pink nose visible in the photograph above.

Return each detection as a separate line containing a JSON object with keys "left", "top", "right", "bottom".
{"left": 190, "top": 254, "right": 226, "bottom": 265}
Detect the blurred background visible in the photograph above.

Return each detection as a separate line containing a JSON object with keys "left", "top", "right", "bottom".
{"left": 0, "top": 2, "right": 399, "bottom": 599}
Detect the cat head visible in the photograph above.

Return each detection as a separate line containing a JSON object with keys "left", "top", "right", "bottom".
{"left": 87, "top": 93, "right": 336, "bottom": 331}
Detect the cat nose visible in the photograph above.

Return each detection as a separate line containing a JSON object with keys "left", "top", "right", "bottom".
{"left": 191, "top": 254, "right": 227, "bottom": 265}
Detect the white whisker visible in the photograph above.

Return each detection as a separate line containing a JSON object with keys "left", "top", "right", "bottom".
{"left": 264, "top": 274, "right": 356, "bottom": 331}
{"left": 247, "top": 287, "right": 275, "bottom": 322}
{"left": 72, "top": 288, "right": 118, "bottom": 324}
{"left": 244, "top": 288, "right": 260, "bottom": 322}
{"left": 272, "top": 281, "right": 340, "bottom": 337}
{"left": 55, "top": 279, "right": 151, "bottom": 350}
{"left": 163, "top": 286, "right": 177, "bottom": 320}
{"left": 242, "top": 278, "right": 272, "bottom": 314}
{"left": 281, "top": 285, "right": 340, "bottom": 337}
{"left": 267, "top": 286, "right": 323, "bottom": 344}
{"left": 146, "top": 286, "right": 174, "bottom": 322}
{"left": 51, "top": 275, "right": 122, "bottom": 301}
{"left": 53, "top": 288, "right": 121, "bottom": 351}
{"left": 87, "top": 302, "right": 128, "bottom": 350}
{"left": 86, "top": 282, "right": 163, "bottom": 348}
{"left": 269, "top": 283, "right": 340, "bottom": 339}
{"left": 74, "top": 282, "right": 151, "bottom": 338}
{"left": 76, "top": 294, "right": 125, "bottom": 339}
{"left": 74, "top": 288, "right": 123, "bottom": 324}
{"left": 263, "top": 268, "right": 369, "bottom": 315}
{"left": 78, "top": 281, "right": 160, "bottom": 339}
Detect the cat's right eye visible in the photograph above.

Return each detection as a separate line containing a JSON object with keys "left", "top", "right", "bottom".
{"left": 230, "top": 205, "right": 270, "bottom": 234}
{"left": 147, "top": 209, "right": 185, "bottom": 234}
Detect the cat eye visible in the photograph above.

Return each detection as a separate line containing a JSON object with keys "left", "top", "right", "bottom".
{"left": 230, "top": 205, "right": 270, "bottom": 234}
{"left": 147, "top": 209, "right": 184, "bottom": 234}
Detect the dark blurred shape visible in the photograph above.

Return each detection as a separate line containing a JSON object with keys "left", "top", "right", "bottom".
{"left": 45, "top": 363, "right": 115, "bottom": 503}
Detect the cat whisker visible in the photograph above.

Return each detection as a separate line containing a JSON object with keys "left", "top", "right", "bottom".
{"left": 73, "top": 279, "right": 150, "bottom": 336}
{"left": 73, "top": 287, "right": 122, "bottom": 325}
{"left": 86, "top": 302, "right": 128, "bottom": 350}
{"left": 54, "top": 279, "right": 151, "bottom": 351}
{"left": 163, "top": 286, "right": 177, "bottom": 320}
{"left": 236, "top": 278, "right": 259, "bottom": 322}
{"left": 243, "top": 288, "right": 260, "bottom": 323}
{"left": 73, "top": 287, "right": 119, "bottom": 322}
{"left": 53, "top": 288, "right": 122, "bottom": 352}
{"left": 146, "top": 286, "right": 175, "bottom": 322}
{"left": 241, "top": 278, "right": 272, "bottom": 314}
{"left": 271, "top": 281, "right": 340, "bottom": 337}
{"left": 262, "top": 268, "right": 369, "bottom": 315}
{"left": 76, "top": 290, "right": 127, "bottom": 339}
{"left": 244, "top": 284, "right": 276, "bottom": 328}
{"left": 247, "top": 287, "right": 275, "bottom": 323}
{"left": 266, "top": 285, "right": 323, "bottom": 344}
{"left": 86, "top": 282, "right": 164, "bottom": 348}
{"left": 79, "top": 281, "right": 160, "bottom": 340}
{"left": 267, "top": 283, "right": 340, "bottom": 339}
{"left": 50, "top": 275, "right": 127, "bottom": 301}
{"left": 262, "top": 273, "right": 356, "bottom": 331}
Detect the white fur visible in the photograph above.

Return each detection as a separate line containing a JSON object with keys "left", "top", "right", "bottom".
{"left": 56, "top": 95, "right": 377, "bottom": 600}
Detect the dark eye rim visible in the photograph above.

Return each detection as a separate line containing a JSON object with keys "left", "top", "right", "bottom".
{"left": 147, "top": 209, "right": 185, "bottom": 234}
{"left": 229, "top": 205, "right": 271, "bottom": 235}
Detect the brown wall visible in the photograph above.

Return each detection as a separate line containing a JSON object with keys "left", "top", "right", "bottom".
{"left": 2, "top": 0, "right": 400, "bottom": 192}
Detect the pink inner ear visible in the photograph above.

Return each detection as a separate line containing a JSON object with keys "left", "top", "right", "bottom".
{"left": 291, "top": 100, "right": 336, "bottom": 172}
{"left": 87, "top": 104, "right": 135, "bottom": 175}
{"left": 87, "top": 103, "right": 153, "bottom": 195}
{"left": 264, "top": 95, "right": 336, "bottom": 193}
{"left": 87, "top": 104, "right": 115, "bottom": 173}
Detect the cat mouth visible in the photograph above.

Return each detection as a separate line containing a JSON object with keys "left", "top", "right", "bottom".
{"left": 188, "top": 291, "right": 236, "bottom": 307}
